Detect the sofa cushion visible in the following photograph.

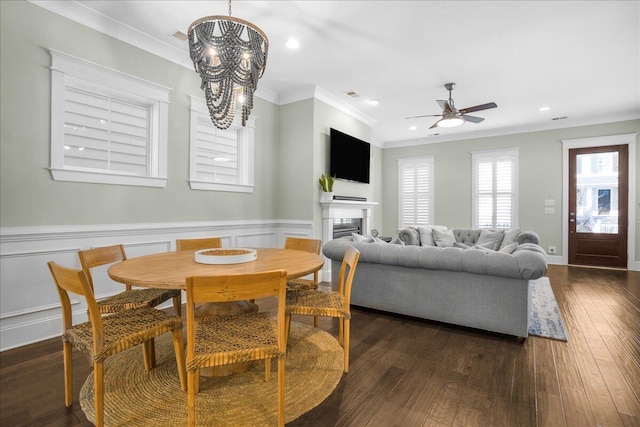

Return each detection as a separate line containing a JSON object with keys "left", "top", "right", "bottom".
{"left": 499, "top": 227, "right": 521, "bottom": 250}
{"left": 417, "top": 225, "right": 448, "bottom": 247}
{"left": 476, "top": 229, "right": 505, "bottom": 250}
{"left": 452, "top": 229, "right": 483, "bottom": 245}
{"left": 433, "top": 229, "right": 456, "bottom": 247}
{"left": 499, "top": 242, "right": 519, "bottom": 254}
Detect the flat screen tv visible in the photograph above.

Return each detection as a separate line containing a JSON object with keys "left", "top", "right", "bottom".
{"left": 330, "top": 128, "right": 370, "bottom": 184}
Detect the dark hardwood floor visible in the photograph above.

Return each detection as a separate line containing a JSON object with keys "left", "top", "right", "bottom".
{"left": 1, "top": 265, "right": 639, "bottom": 426}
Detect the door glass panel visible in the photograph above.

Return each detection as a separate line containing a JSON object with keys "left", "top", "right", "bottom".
{"left": 575, "top": 151, "right": 619, "bottom": 233}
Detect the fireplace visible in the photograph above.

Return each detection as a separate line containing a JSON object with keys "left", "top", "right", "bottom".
{"left": 333, "top": 218, "right": 362, "bottom": 238}
{"left": 319, "top": 199, "right": 378, "bottom": 281}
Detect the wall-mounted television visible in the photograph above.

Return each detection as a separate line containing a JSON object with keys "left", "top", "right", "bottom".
{"left": 329, "top": 128, "right": 370, "bottom": 184}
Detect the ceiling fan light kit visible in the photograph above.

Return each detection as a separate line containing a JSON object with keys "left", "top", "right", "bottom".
{"left": 188, "top": 0, "right": 268, "bottom": 130}
{"left": 406, "top": 82, "right": 497, "bottom": 130}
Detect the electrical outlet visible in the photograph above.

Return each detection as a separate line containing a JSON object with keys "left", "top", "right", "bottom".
{"left": 548, "top": 246, "right": 557, "bottom": 255}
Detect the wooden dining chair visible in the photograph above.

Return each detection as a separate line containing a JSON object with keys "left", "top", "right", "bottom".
{"left": 185, "top": 270, "right": 288, "bottom": 427}
{"left": 47, "top": 261, "right": 186, "bottom": 427}
{"left": 285, "top": 245, "right": 360, "bottom": 373}
{"left": 176, "top": 237, "right": 222, "bottom": 251}
{"left": 283, "top": 237, "right": 322, "bottom": 292}
{"left": 78, "top": 244, "right": 182, "bottom": 317}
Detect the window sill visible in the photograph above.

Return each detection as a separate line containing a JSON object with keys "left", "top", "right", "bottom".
{"left": 49, "top": 168, "right": 167, "bottom": 188}
{"left": 188, "top": 180, "right": 254, "bottom": 193}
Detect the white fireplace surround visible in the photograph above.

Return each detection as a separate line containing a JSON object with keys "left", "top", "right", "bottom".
{"left": 320, "top": 200, "right": 378, "bottom": 280}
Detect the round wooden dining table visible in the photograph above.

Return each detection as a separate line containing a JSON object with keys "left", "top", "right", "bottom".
{"left": 108, "top": 247, "right": 324, "bottom": 376}
{"left": 108, "top": 247, "right": 323, "bottom": 290}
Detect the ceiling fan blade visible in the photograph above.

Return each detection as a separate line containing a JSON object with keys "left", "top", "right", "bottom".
{"left": 436, "top": 100, "right": 453, "bottom": 112}
{"left": 429, "top": 120, "right": 440, "bottom": 129}
{"left": 405, "top": 114, "right": 442, "bottom": 119}
{"left": 458, "top": 102, "right": 497, "bottom": 114}
{"left": 462, "top": 115, "right": 485, "bottom": 123}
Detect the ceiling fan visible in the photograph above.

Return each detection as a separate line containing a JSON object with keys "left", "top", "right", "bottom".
{"left": 406, "top": 83, "right": 497, "bottom": 129}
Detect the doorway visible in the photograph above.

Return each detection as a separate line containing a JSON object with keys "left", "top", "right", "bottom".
{"left": 568, "top": 145, "right": 628, "bottom": 267}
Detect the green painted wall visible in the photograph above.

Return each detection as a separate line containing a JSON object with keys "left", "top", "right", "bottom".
{"left": 381, "top": 120, "right": 640, "bottom": 261}
{"left": 0, "top": 0, "right": 279, "bottom": 227}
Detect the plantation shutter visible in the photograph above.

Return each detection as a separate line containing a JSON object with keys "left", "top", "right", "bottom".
{"left": 194, "top": 115, "right": 239, "bottom": 184}
{"left": 473, "top": 150, "right": 518, "bottom": 229}
{"left": 63, "top": 87, "right": 150, "bottom": 175}
{"left": 398, "top": 157, "right": 434, "bottom": 227}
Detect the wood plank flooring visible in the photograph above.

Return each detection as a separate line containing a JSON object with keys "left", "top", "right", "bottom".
{"left": 1, "top": 265, "right": 638, "bottom": 426}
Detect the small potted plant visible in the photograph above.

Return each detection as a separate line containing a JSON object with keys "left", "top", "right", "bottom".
{"left": 319, "top": 173, "right": 335, "bottom": 202}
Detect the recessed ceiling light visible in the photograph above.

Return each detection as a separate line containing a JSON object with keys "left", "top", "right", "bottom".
{"left": 539, "top": 106, "right": 551, "bottom": 112}
{"left": 285, "top": 38, "right": 300, "bottom": 49}
{"left": 368, "top": 99, "right": 379, "bottom": 106}
{"left": 409, "top": 126, "right": 417, "bottom": 131}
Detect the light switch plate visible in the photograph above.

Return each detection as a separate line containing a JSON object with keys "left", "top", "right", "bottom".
{"left": 545, "top": 199, "right": 555, "bottom": 206}
{"left": 545, "top": 207, "right": 555, "bottom": 214}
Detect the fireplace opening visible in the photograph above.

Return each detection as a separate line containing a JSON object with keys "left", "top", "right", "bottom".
{"left": 333, "top": 218, "right": 362, "bottom": 238}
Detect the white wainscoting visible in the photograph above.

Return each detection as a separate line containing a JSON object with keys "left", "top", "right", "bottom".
{"left": 0, "top": 219, "right": 313, "bottom": 351}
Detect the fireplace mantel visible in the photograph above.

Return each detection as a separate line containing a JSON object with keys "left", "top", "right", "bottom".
{"left": 320, "top": 200, "right": 377, "bottom": 280}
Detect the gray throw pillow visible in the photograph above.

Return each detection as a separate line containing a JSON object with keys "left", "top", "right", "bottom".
{"left": 473, "top": 242, "right": 496, "bottom": 253}
{"left": 417, "top": 225, "right": 448, "bottom": 247}
{"left": 433, "top": 229, "right": 456, "bottom": 247}
{"left": 499, "top": 227, "right": 521, "bottom": 250}
{"left": 499, "top": 242, "right": 519, "bottom": 254}
{"left": 476, "top": 229, "right": 505, "bottom": 251}
{"left": 390, "top": 237, "right": 405, "bottom": 245}
{"left": 454, "top": 242, "right": 470, "bottom": 249}
{"left": 372, "top": 236, "right": 388, "bottom": 244}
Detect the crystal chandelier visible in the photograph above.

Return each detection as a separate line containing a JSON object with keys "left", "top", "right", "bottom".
{"left": 188, "top": 0, "right": 269, "bottom": 129}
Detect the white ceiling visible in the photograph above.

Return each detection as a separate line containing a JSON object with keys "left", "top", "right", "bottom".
{"left": 31, "top": 1, "right": 640, "bottom": 147}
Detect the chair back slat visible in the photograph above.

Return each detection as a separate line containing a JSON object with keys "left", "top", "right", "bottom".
{"left": 284, "top": 237, "right": 321, "bottom": 255}
{"left": 176, "top": 237, "right": 222, "bottom": 251}
{"left": 338, "top": 246, "right": 360, "bottom": 307}
{"left": 78, "top": 244, "right": 127, "bottom": 291}
{"left": 187, "top": 270, "right": 286, "bottom": 304}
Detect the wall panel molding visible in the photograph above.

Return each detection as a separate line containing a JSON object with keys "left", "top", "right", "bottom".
{"left": 0, "top": 219, "right": 314, "bottom": 351}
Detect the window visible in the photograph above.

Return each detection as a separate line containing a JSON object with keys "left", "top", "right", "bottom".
{"left": 398, "top": 157, "right": 434, "bottom": 228}
{"left": 188, "top": 96, "right": 255, "bottom": 193}
{"left": 49, "top": 50, "right": 169, "bottom": 187}
{"left": 472, "top": 149, "right": 518, "bottom": 229}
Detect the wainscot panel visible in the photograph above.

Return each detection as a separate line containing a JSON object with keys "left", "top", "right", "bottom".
{"left": 0, "top": 220, "right": 313, "bottom": 351}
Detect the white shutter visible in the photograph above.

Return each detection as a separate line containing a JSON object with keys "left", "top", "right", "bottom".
{"left": 194, "top": 115, "right": 239, "bottom": 184}
{"left": 63, "top": 86, "right": 149, "bottom": 175}
{"left": 398, "top": 157, "right": 434, "bottom": 228}
{"left": 472, "top": 150, "right": 518, "bottom": 229}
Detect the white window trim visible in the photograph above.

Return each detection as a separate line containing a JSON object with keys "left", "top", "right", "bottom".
{"left": 49, "top": 49, "right": 170, "bottom": 187}
{"left": 188, "top": 96, "right": 255, "bottom": 193}
{"left": 397, "top": 156, "right": 435, "bottom": 229}
{"left": 471, "top": 148, "right": 519, "bottom": 229}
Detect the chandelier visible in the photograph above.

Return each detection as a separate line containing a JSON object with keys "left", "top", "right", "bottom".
{"left": 188, "top": 0, "right": 269, "bottom": 129}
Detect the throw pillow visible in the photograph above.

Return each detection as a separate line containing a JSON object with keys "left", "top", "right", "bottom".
{"left": 499, "top": 227, "right": 521, "bottom": 250}
{"left": 433, "top": 229, "right": 456, "bottom": 247}
{"left": 372, "top": 236, "right": 388, "bottom": 244}
{"left": 389, "top": 237, "right": 405, "bottom": 245}
{"left": 476, "top": 229, "right": 505, "bottom": 251}
{"left": 499, "top": 242, "right": 519, "bottom": 254}
{"left": 417, "top": 225, "right": 447, "bottom": 247}
{"left": 352, "top": 233, "right": 374, "bottom": 243}
{"left": 454, "top": 242, "right": 470, "bottom": 249}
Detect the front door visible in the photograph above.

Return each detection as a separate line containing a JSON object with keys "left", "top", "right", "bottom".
{"left": 568, "top": 145, "right": 628, "bottom": 268}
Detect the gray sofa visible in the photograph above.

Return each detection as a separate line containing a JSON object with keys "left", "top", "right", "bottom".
{"left": 322, "top": 226, "right": 548, "bottom": 339}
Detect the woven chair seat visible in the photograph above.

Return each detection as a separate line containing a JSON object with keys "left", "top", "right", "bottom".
{"left": 286, "top": 278, "right": 318, "bottom": 292}
{"left": 63, "top": 306, "right": 182, "bottom": 363}
{"left": 187, "top": 312, "right": 282, "bottom": 371}
{"left": 286, "top": 290, "right": 351, "bottom": 319}
{"left": 97, "top": 288, "right": 181, "bottom": 314}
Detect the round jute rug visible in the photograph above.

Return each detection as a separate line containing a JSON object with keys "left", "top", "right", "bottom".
{"left": 80, "top": 322, "right": 343, "bottom": 426}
